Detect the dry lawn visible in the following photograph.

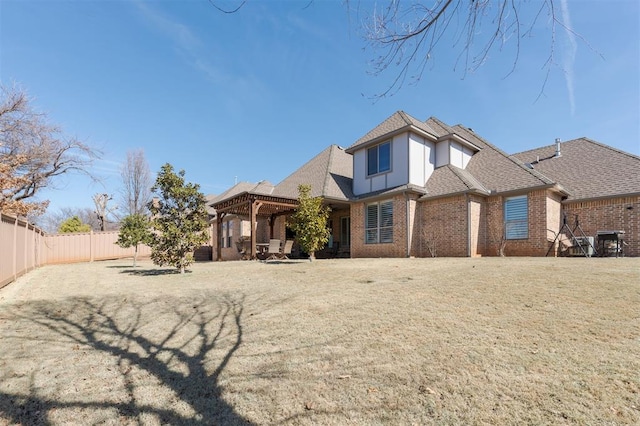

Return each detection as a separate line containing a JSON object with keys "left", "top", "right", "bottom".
{"left": 0, "top": 257, "right": 638, "bottom": 425}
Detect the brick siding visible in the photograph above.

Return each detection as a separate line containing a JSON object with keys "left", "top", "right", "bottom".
{"left": 351, "top": 194, "right": 409, "bottom": 258}
{"left": 213, "top": 193, "right": 638, "bottom": 260}
{"left": 562, "top": 196, "right": 639, "bottom": 257}
{"left": 418, "top": 195, "right": 468, "bottom": 257}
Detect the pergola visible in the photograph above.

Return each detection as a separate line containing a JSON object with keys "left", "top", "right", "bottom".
{"left": 211, "top": 192, "right": 298, "bottom": 260}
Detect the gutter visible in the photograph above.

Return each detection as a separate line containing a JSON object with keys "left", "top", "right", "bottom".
{"left": 561, "top": 192, "right": 640, "bottom": 204}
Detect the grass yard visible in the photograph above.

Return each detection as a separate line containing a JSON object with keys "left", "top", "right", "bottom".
{"left": 0, "top": 257, "right": 638, "bottom": 425}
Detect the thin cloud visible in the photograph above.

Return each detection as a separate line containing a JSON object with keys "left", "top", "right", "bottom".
{"left": 560, "top": 0, "right": 577, "bottom": 115}
{"left": 133, "top": 1, "right": 224, "bottom": 83}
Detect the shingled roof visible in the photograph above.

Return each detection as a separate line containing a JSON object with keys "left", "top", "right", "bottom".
{"left": 272, "top": 144, "right": 353, "bottom": 201}
{"left": 208, "top": 180, "right": 275, "bottom": 206}
{"left": 425, "top": 165, "right": 490, "bottom": 198}
{"left": 420, "top": 121, "right": 560, "bottom": 199}
{"left": 453, "top": 125, "right": 559, "bottom": 194}
{"left": 346, "top": 111, "right": 439, "bottom": 153}
{"left": 513, "top": 138, "right": 640, "bottom": 200}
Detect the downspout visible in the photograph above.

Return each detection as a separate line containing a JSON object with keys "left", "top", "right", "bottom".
{"left": 404, "top": 191, "right": 411, "bottom": 258}
{"left": 466, "top": 193, "right": 471, "bottom": 257}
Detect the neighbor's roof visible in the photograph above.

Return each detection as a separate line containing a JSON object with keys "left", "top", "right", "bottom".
{"left": 272, "top": 144, "right": 354, "bottom": 201}
{"left": 512, "top": 138, "right": 640, "bottom": 200}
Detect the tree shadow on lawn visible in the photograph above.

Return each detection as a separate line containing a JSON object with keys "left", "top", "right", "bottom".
{"left": 0, "top": 293, "right": 253, "bottom": 425}
{"left": 120, "top": 268, "right": 189, "bottom": 276}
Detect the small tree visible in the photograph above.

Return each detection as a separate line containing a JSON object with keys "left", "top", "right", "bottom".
{"left": 116, "top": 214, "right": 151, "bottom": 267}
{"left": 58, "top": 216, "right": 91, "bottom": 233}
{"left": 148, "top": 163, "right": 209, "bottom": 274}
{"left": 288, "top": 184, "right": 331, "bottom": 261}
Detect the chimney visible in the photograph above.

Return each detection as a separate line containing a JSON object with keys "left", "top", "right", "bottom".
{"left": 555, "top": 138, "right": 562, "bottom": 158}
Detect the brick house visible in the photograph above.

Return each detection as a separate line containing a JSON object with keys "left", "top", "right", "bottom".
{"left": 210, "top": 111, "right": 639, "bottom": 259}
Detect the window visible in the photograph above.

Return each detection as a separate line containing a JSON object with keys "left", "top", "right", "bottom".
{"left": 504, "top": 196, "right": 528, "bottom": 239}
{"left": 221, "top": 220, "right": 233, "bottom": 248}
{"left": 365, "top": 200, "right": 393, "bottom": 244}
{"left": 367, "top": 141, "right": 391, "bottom": 176}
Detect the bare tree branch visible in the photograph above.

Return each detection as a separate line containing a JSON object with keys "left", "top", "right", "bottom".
{"left": 0, "top": 85, "right": 100, "bottom": 216}
{"left": 207, "top": 0, "right": 247, "bottom": 14}
{"left": 359, "top": 0, "right": 572, "bottom": 99}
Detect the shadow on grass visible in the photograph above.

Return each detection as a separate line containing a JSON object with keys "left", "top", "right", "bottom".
{"left": 261, "top": 260, "right": 310, "bottom": 265}
{"left": 0, "top": 293, "right": 252, "bottom": 425}
{"left": 120, "top": 268, "right": 189, "bottom": 276}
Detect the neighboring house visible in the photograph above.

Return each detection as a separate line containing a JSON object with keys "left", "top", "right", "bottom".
{"left": 210, "top": 111, "right": 639, "bottom": 259}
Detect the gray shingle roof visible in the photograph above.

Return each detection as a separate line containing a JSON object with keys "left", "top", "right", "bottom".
{"left": 452, "top": 125, "right": 557, "bottom": 194}
{"left": 424, "top": 116, "right": 455, "bottom": 137}
{"left": 272, "top": 144, "right": 354, "bottom": 201}
{"left": 421, "top": 122, "right": 557, "bottom": 198}
{"left": 512, "top": 138, "right": 640, "bottom": 200}
{"left": 425, "top": 165, "right": 490, "bottom": 198}
{"left": 346, "top": 111, "right": 438, "bottom": 153}
{"left": 208, "top": 180, "right": 275, "bottom": 205}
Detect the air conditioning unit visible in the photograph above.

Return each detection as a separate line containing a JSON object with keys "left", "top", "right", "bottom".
{"left": 568, "top": 236, "right": 594, "bottom": 257}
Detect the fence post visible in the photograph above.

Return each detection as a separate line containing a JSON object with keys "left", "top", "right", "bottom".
{"left": 24, "top": 220, "right": 27, "bottom": 271}
{"left": 12, "top": 216, "right": 17, "bottom": 283}
{"left": 90, "top": 230, "right": 94, "bottom": 262}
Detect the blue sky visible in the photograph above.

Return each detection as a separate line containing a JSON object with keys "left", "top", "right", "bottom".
{"left": 1, "top": 0, "right": 638, "bottom": 215}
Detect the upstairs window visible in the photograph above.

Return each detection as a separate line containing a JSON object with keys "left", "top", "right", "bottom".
{"left": 504, "top": 196, "right": 528, "bottom": 240}
{"left": 367, "top": 141, "right": 391, "bottom": 176}
{"left": 365, "top": 200, "right": 393, "bottom": 244}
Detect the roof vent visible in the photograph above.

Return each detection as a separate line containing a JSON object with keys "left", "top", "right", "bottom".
{"left": 555, "top": 138, "right": 562, "bottom": 158}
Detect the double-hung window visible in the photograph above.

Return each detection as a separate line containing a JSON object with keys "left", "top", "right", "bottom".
{"left": 365, "top": 200, "right": 393, "bottom": 244}
{"left": 504, "top": 195, "right": 528, "bottom": 239}
{"left": 367, "top": 141, "right": 391, "bottom": 176}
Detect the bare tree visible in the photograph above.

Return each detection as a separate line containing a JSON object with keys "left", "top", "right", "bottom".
{"left": 0, "top": 85, "right": 99, "bottom": 216}
{"left": 120, "top": 149, "right": 152, "bottom": 217}
{"left": 93, "top": 193, "right": 119, "bottom": 231}
{"left": 359, "top": 0, "right": 570, "bottom": 97}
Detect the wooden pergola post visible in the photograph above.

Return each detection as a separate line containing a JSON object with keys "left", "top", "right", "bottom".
{"left": 250, "top": 199, "right": 263, "bottom": 259}
{"left": 215, "top": 212, "right": 226, "bottom": 261}
{"left": 269, "top": 214, "right": 277, "bottom": 239}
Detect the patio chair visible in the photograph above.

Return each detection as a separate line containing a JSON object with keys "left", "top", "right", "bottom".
{"left": 265, "top": 239, "right": 281, "bottom": 261}
{"left": 281, "top": 240, "right": 294, "bottom": 260}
